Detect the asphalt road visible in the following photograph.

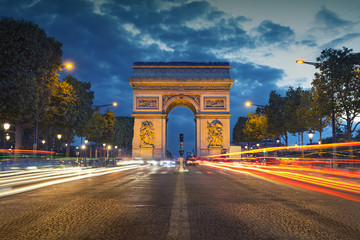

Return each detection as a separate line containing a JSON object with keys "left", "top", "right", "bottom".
{"left": 0, "top": 164, "right": 359, "bottom": 240}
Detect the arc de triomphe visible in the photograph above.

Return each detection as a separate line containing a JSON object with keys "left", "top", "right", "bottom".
{"left": 129, "top": 62, "right": 234, "bottom": 159}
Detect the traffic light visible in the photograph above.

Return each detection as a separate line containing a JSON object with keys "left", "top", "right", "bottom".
{"left": 179, "top": 133, "right": 183, "bottom": 142}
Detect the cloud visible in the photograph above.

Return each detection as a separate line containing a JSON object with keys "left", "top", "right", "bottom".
{"left": 321, "top": 33, "right": 360, "bottom": 49}
{"left": 297, "top": 39, "right": 318, "bottom": 48}
{"left": 315, "top": 7, "right": 353, "bottom": 29}
{"left": 254, "top": 20, "right": 295, "bottom": 47}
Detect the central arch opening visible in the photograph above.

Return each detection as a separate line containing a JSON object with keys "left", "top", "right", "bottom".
{"left": 166, "top": 106, "right": 195, "bottom": 159}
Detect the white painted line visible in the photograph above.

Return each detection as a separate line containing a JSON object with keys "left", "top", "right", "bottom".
{"left": 167, "top": 174, "right": 190, "bottom": 240}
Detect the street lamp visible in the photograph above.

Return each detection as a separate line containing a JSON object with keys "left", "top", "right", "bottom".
{"left": 296, "top": 60, "right": 317, "bottom": 66}
{"left": 3, "top": 123, "right": 10, "bottom": 131}
{"left": 93, "top": 102, "right": 118, "bottom": 108}
{"left": 245, "top": 101, "right": 265, "bottom": 108}
{"left": 308, "top": 131, "right": 314, "bottom": 144}
{"left": 62, "top": 62, "right": 74, "bottom": 71}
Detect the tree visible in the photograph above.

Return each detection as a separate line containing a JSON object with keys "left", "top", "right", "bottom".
{"left": 266, "top": 90, "right": 289, "bottom": 145}
{"left": 68, "top": 75, "right": 94, "bottom": 139}
{"left": 65, "top": 75, "right": 94, "bottom": 156}
{"left": 102, "top": 110, "right": 116, "bottom": 144}
{"left": 284, "top": 87, "right": 307, "bottom": 145}
{"left": 304, "top": 88, "right": 331, "bottom": 142}
{"left": 232, "top": 116, "right": 249, "bottom": 144}
{"left": 84, "top": 112, "right": 106, "bottom": 158}
{"left": 0, "top": 18, "right": 62, "bottom": 149}
{"left": 113, "top": 117, "right": 134, "bottom": 148}
{"left": 243, "top": 113, "right": 273, "bottom": 145}
{"left": 313, "top": 47, "right": 360, "bottom": 141}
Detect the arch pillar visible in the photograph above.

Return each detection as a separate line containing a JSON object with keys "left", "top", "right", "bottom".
{"left": 195, "top": 114, "right": 231, "bottom": 157}
{"left": 132, "top": 113, "right": 167, "bottom": 159}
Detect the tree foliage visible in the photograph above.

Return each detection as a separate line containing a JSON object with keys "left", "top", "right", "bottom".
{"left": 232, "top": 116, "right": 248, "bottom": 144}
{"left": 313, "top": 47, "right": 360, "bottom": 141}
{"left": 85, "top": 112, "right": 106, "bottom": 143}
{"left": 101, "top": 110, "right": 116, "bottom": 144}
{"left": 113, "top": 117, "right": 134, "bottom": 148}
{"left": 0, "top": 17, "right": 62, "bottom": 149}
{"left": 304, "top": 88, "right": 331, "bottom": 141}
{"left": 266, "top": 90, "right": 288, "bottom": 145}
{"left": 243, "top": 113, "right": 273, "bottom": 143}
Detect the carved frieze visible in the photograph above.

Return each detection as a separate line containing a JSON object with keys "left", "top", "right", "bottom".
{"left": 204, "top": 97, "right": 226, "bottom": 109}
{"left": 133, "top": 68, "right": 230, "bottom": 78}
{"left": 207, "top": 120, "right": 223, "bottom": 147}
{"left": 162, "top": 94, "right": 200, "bottom": 107}
{"left": 140, "top": 121, "right": 155, "bottom": 147}
{"left": 136, "top": 97, "right": 159, "bottom": 109}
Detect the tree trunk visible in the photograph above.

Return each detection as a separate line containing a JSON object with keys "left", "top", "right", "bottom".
{"left": 347, "top": 120, "right": 352, "bottom": 141}
{"left": 15, "top": 124, "right": 22, "bottom": 150}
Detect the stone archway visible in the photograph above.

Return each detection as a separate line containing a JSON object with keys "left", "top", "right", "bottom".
{"left": 129, "top": 62, "right": 234, "bottom": 159}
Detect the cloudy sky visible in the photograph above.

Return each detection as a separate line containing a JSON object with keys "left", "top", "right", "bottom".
{"left": 1, "top": 0, "right": 360, "bottom": 156}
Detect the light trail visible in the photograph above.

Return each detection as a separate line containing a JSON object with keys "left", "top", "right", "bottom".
{"left": 201, "top": 162, "right": 360, "bottom": 202}
{"left": 0, "top": 165, "right": 147, "bottom": 198}
{"left": 204, "top": 141, "right": 360, "bottom": 158}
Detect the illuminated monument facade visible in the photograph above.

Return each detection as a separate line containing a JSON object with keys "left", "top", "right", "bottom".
{"left": 129, "top": 62, "right": 234, "bottom": 159}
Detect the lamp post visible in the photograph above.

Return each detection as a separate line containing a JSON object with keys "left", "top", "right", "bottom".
{"left": 296, "top": 59, "right": 336, "bottom": 143}
{"left": 103, "top": 143, "right": 106, "bottom": 167}
{"left": 308, "top": 131, "right": 314, "bottom": 144}
{"left": 297, "top": 58, "right": 338, "bottom": 166}
{"left": 114, "top": 146, "right": 118, "bottom": 164}
{"left": 57, "top": 134, "right": 62, "bottom": 155}
{"left": 81, "top": 144, "right": 86, "bottom": 167}
{"left": 107, "top": 145, "right": 112, "bottom": 166}
{"left": 84, "top": 139, "right": 89, "bottom": 162}
{"left": 3, "top": 123, "right": 10, "bottom": 149}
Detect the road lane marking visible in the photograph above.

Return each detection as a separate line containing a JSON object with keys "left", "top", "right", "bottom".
{"left": 167, "top": 174, "right": 190, "bottom": 240}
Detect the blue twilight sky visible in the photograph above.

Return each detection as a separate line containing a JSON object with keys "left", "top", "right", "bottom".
{"left": 1, "top": 0, "right": 360, "bottom": 156}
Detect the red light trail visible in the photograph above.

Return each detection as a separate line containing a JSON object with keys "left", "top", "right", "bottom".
{"left": 201, "top": 161, "right": 360, "bottom": 203}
